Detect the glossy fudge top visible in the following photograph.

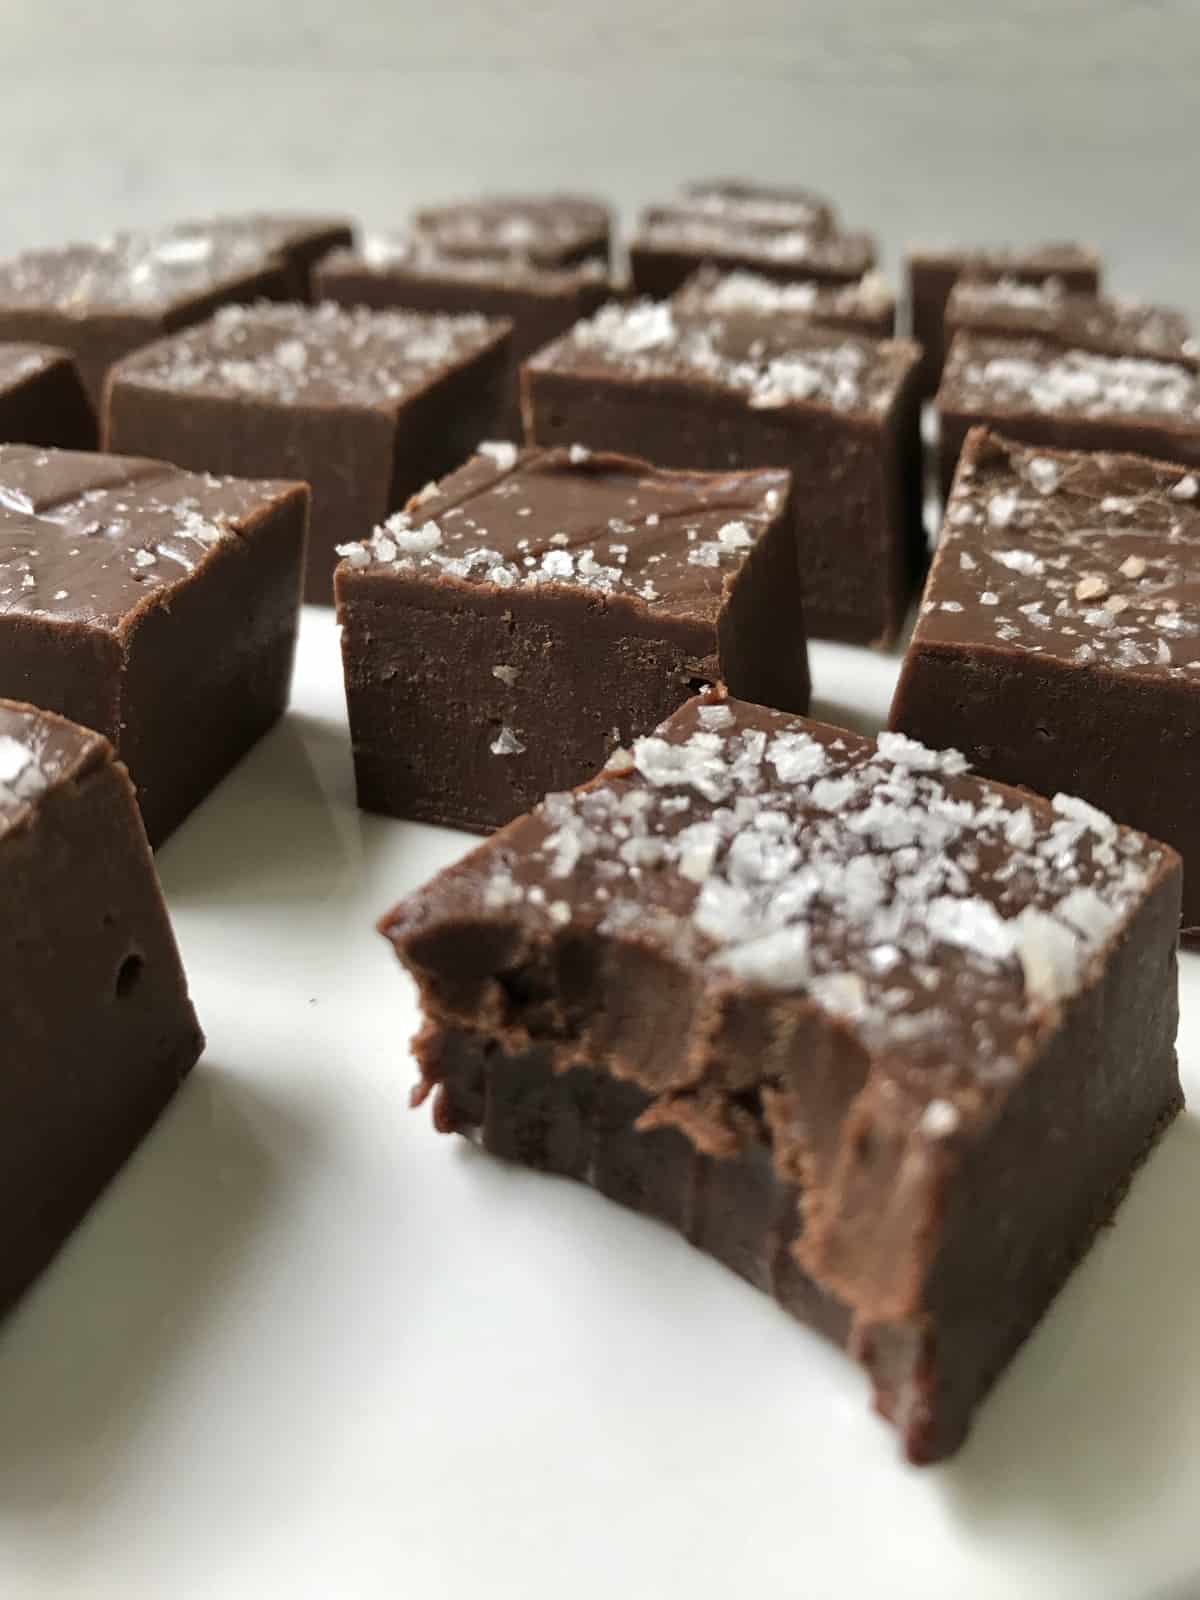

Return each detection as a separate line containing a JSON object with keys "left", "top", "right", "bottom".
{"left": 0, "top": 698, "right": 107, "bottom": 840}
{"left": 940, "top": 333, "right": 1200, "bottom": 427}
{"left": 917, "top": 429, "right": 1200, "bottom": 682}
{"left": 946, "top": 278, "right": 1195, "bottom": 365}
{"left": 909, "top": 240, "right": 1102, "bottom": 275}
{"left": 337, "top": 444, "right": 790, "bottom": 615}
{"left": 529, "top": 300, "right": 918, "bottom": 416}
{"left": 0, "top": 442, "right": 299, "bottom": 631}
{"left": 113, "top": 301, "right": 508, "bottom": 409}
{"left": 388, "top": 692, "right": 1170, "bottom": 1098}
{"left": 673, "top": 266, "right": 895, "bottom": 325}
{"left": 634, "top": 210, "right": 875, "bottom": 278}
{"left": 411, "top": 195, "right": 610, "bottom": 265}
{"left": 0, "top": 342, "right": 71, "bottom": 390}
{"left": 0, "top": 229, "right": 279, "bottom": 316}
{"left": 324, "top": 234, "right": 609, "bottom": 294}
{"left": 666, "top": 178, "right": 835, "bottom": 233}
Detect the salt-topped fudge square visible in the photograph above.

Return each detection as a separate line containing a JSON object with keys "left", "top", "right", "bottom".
{"left": 522, "top": 301, "right": 922, "bottom": 646}
{"left": 629, "top": 210, "right": 877, "bottom": 301}
{"left": 0, "top": 343, "right": 96, "bottom": 449}
{"left": 892, "top": 426, "right": 1200, "bottom": 934}
{"left": 672, "top": 178, "right": 837, "bottom": 235}
{"left": 410, "top": 194, "right": 612, "bottom": 269}
{"left": 384, "top": 689, "right": 1181, "bottom": 1462}
{"left": 104, "top": 301, "right": 511, "bottom": 603}
{"left": 169, "top": 212, "right": 355, "bottom": 297}
{"left": 907, "top": 241, "right": 1101, "bottom": 395}
{"left": 0, "top": 443, "right": 307, "bottom": 845}
{"left": 0, "top": 228, "right": 292, "bottom": 405}
{"left": 936, "top": 332, "right": 1200, "bottom": 499}
{"left": 673, "top": 265, "right": 896, "bottom": 339}
{"left": 0, "top": 698, "right": 203, "bottom": 1312}
{"left": 315, "top": 238, "right": 610, "bottom": 435}
{"left": 945, "top": 277, "right": 1193, "bottom": 366}
{"left": 335, "top": 444, "right": 803, "bottom": 832}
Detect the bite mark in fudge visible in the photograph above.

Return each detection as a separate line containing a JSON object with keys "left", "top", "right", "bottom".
{"left": 907, "top": 242, "right": 1102, "bottom": 395}
{"left": 0, "top": 698, "right": 203, "bottom": 1313}
{"left": 0, "top": 229, "right": 293, "bottom": 405}
{"left": 103, "top": 301, "right": 511, "bottom": 603}
{"left": 522, "top": 300, "right": 923, "bottom": 646}
{"left": 673, "top": 265, "right": 896, "bottom": 339}
{"left": 315, "top": 237, "right": 610, "bottom": 435}
{"left": 630, "top": 212, "right": 877, "bottom": 300}
{"left": 0, "top": 343, "right": 97, "bottom": 449}
{"left": 892, "top": 425, "right": 1200, "bottom": 934}
{"left": 936, "top": 332, "right": 1200, "bottom": 496}
{"left": 411, "top": 194, "right": 612, "bottom": 269}
{"left": 0, "top": 442, "right": 307, "bottom": 845}
{"left": 336, "top": 445, "right": 803, "bottom": 832}
{"left": 946, "top": 277, "right": 1194, "bottom": 367}
{"left": 384, "top": 691, "right": 1181, "bottom": 1463}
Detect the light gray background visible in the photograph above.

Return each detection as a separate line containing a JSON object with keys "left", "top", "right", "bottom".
{"left": 1, "top": 0, "right": 1198, "bottom": 316}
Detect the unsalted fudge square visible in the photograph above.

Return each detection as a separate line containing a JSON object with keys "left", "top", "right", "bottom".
{"left": 892, "top": 426, "right": 1200, "bottom": 935}
{"left": 0, "top": 229, "right": 292, "bottom": 405}
{"left": 336, "top": 444, "right": 803, "bottom": 832}
{"left": 315, "top": 237, "right": 610, "bottom": 435}
{"left": 907, "top": 242, "right": 1101, "bottom": 395}
{"left": 936, "top": 332, "right": 1200, "bottom": 496}
{"left": 104, "top": 301, "right": 511, "bottom": 603}
{"left": 523, "top": 301, "right": 923, "bottom": 646}
{"left": 384, "top": 690, "right": 1181, "bottom": 1463}
{"left": 0, "top": 443, "right": 307, "bottom": 845}
{"left": 673, "top": 265, "right": 896, "bottom": 339}
{"left": 945, "top": 277, "right": 1194, "bottom": 365}
{"left": 0, "top": 698, "right": 203, "bottom": 1313}
{"left": 0, "top": 343, "right": 97, "bottom": 449}
{"left": 411, "top": 194, "right": 612, "bottom": 269}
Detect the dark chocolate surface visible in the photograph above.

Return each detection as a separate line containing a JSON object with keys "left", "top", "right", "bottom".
{"left": 630, "top": 212, "right": 876, "bottom": 297}
{"left": 411, "top": 194, "right": 611, "bottom": 267}
{"left": 0, "top": 696, "right": 106, "bottom": 837}
{"left": 673, "top": 265, "right": 895, "bottom": 339}
{"left": 675, "top": 178, "right": 836, "bottom": 234}
{"left": 0, "top": 342, "right": 97, "bottom": 449}
{"left": 945, "top": 278, "right": 1194, "bottom": 365}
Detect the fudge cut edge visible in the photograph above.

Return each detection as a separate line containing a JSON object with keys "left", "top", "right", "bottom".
{"left": 382, "top": 694, "right": 1182, "bottom": 1461}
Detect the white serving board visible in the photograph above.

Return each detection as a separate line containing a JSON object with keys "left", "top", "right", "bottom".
{"left": 0, "top": 606, "right": 1196, "bottom": 1600}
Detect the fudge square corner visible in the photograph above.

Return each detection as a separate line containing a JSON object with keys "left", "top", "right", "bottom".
{"left": 381, "top": 690, "right": 1182, "bottom": 1462}
{"left": 891, "top": 425, "right": 1200, "bottom": 937}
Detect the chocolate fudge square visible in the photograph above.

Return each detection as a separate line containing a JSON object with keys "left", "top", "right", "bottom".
{"left": 336, "top": 444, "right": 803, "bottom": 832}
{"left": 672, "top": 178, "right": 837, "bottom": 234}
{"left": 892, "top": 426, "right": 1200, "bottom": 935}
{"left": 0, "top": 343, "right": 97, "bottom": 449}
{"left": 104, "top": 301, "right": 511, "bottom": 603}
{"left": 936, "top": 332, "right": 1200, "bottom": 497}
{"left": 0, "top": 698, "right": 203, "bottom": 1313}
{"left": 171, "top": 213, "right": 355, "bottom": 298}
{"left": 315, "top": 237, "right": 609, "bottom": 435}
{"left": 673, "top": 265, "right": 896, "bottom": 339}
{"left": 0, "top": 229, "right": 291, "bottom": 406}
{"left": 384, "top": 690, "right": 1181, "bottom": 1463}
{"left": 945, "top": 277, "right": 1194, "bottom": 366}
{"left": 411, "top": 194, "right": 612, "bottom": 269}
{"left": 0, "top": 443, "right": 307, "bottom": 845}
{"left": 629, "top": 211, "right": 877, "bottom": 300}
{"left": 523, "top": 301, "right": 923, "bottom": 646}
{"left": 907, "top": 242, "right": 1101, "bottom": 395}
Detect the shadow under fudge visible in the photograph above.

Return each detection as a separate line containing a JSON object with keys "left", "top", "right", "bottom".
{"left": 522, "top": 301, "right": 924, "bottom": 648}
{"left": 335, "top": 444, "right": 807, "bottom": 833}
{"left": 383, "top": 690, "right": 1181, "bottom": 1463}
{"left": 892, "top": 426, "right": 1200, "bottom": 940}
{"left": 104, "top": 301, "right": 512, "bottom": 605}
{"left": 0, "top": 443, "right": 308, "bottom": 848}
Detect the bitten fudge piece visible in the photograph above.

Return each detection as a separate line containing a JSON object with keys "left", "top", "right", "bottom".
{"left": 892, "top": 426, "right": 1200, "bottom": 935}
{"left": 0, "top": 343, "right": 97, "bottom": 449}
{"left": 946, "top": 277, "right": 1194, "bottom": 365}
{"left": 315, "top": 237, "right": 610, "bottom": 435}
{"left": 907, "top": 242, "right": 1101, "bottom": 395}
{"left": 630, "top": 212, "right": 877, "bottom": 300}
{"left": 672, "top": 178, "right": 837, "bottom": 234}
{"left": 336, "top": 445, "right": 802, "bottom": 832}
{"left": 0, "top": 698, "right": 203, "bottom": 1313}
{"left": 411, "top": 194, "right": 612, "bottom": 269}
{"left": 104, "top": 301, "right": 511, "bottom": 603}
{"left": 523, "top": 301, "right": 922, "bottom": 646}
{"left": 384, "top": 691, "right": 1181, "bottom": 1464}
{"left": 0, "top": 230, "right": 291, "bottom": 405}
{"left": 0, "top": 443, "right": 307, "bottom": 845}
{"left": 936, "top": 332, "right": 1200, "bottom": 497}
{"left": 170, "top": 213, "right": 355, "bottom": 297}
{"left": 673, "top": 266, "right": 896, "bottom": 339}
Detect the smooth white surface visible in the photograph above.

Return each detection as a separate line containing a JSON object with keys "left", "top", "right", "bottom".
{"left": 0, "top": 610, "right": 1195, "bottom": 1598}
